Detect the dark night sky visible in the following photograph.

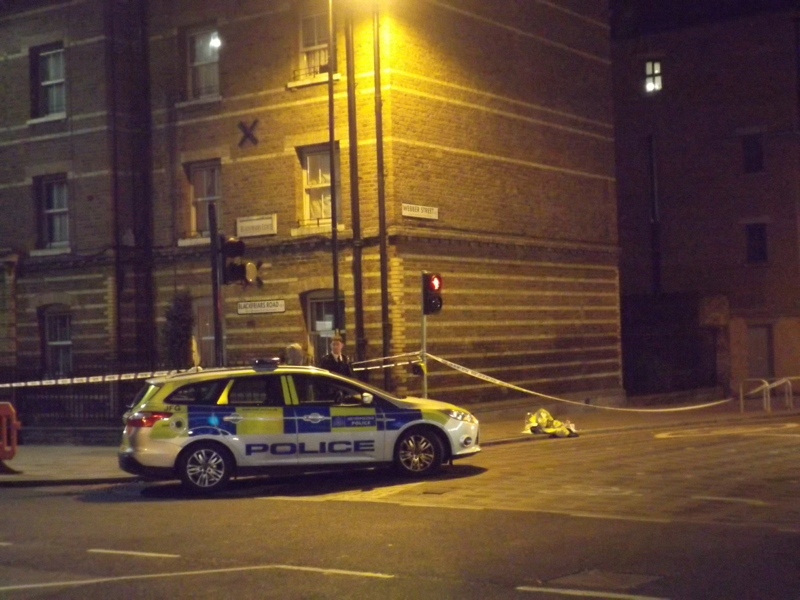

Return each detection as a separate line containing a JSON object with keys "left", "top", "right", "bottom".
{"left": 610, "top": 0, "right": 800, "bottom": 39}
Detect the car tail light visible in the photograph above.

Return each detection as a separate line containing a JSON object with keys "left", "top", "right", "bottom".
{"left": 126, "top": 411, "right": 173, "bottom": 428}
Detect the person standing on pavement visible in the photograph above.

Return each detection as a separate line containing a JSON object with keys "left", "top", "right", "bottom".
{"left": 318, "top": 334, "right": 355, "bottom": 378}
{"left": 284, "top": 342, "right": 306, "bottom": 365}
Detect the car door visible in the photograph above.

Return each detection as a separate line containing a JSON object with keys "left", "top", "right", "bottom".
{"left": 288, "top": 373, "right": 385, "bottom": 465}
{"left": 220, "top": 374, "right": 297, "bottom": 467}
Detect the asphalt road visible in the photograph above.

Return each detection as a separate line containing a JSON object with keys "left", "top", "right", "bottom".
{"left": 2, "top": 415, "right": 800, "bottom": 599}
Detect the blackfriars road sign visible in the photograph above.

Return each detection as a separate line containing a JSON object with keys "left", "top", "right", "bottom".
{"left": 237, "top": 300, "right": 286, "bottom": 315}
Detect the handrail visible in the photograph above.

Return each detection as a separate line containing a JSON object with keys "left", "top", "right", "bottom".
{"left": 739, "top": 378, "right": 795, "bottom": 413}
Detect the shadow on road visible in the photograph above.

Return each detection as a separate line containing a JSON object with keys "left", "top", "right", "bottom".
{"left": 77, "top": 463, "right": 487, "bottom": 503}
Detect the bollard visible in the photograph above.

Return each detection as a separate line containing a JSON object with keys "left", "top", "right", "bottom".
{"left": 0, "top": 401, "right": 21, "bottom": 461}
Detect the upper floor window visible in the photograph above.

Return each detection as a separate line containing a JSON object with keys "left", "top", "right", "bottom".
{"left": 644, "top": 60, "right": 662, "bottom": 94}
{"left": 189, "top": 29, "right": 220, "bottom": 99}
{"left": 41, "top": 306, "right": 72, "bottom": 377}
{"left": 301, "top": 145, "right": 340, "bottom": 226}
{"left": 31, "top": 43, "right": 65, "bottom": 118}
{"left": 36, "top": 174, "right": 69, "bottom": 248}
{"left": 746, "top": 223, "right": 768, "bottom": 264}
{"left": 188, "top": 161, "right": 221, "bottom": 236}
{"left": 742, "top": 134, "right": 764, "bottom": 173}
{"left": 298, "top": 0, "right": 330, "bottom": 79}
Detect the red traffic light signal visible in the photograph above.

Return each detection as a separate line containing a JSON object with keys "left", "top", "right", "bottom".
{"left": 422, "top": 272, "right": 443, "bottom": 315}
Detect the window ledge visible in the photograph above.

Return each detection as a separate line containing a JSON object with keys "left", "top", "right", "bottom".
{"left": 30, "top": 246, "right": 71, "bottom": 257}
{"left": 27, "top": 112, "right": 67, "bottom": 125}
{"left": 286, "top": 73, "right": 340, "bottom": 91}
{"left": 177, "top": 237, "right": 211, "bottom": 247}
{"left": 175, "top": 95, "right": 222, "bottom": 109}
{"left": 290, "top": 222, "right": 344, "bottom": 237}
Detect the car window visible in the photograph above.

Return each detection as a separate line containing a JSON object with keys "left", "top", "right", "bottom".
{"left": 227, "top": 375, "right": 285, "bottom": 407}
{"left": 291, "top": 374, "right": 364, "bottom": 406}
{"left": 166, "top": 380, "right": 226, "bottom": 405}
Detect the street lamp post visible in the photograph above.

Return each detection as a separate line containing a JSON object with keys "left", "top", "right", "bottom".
{"left": 372, "top": 1, "right": 391, "bottom": 390}
{"left": 328, "top": 0, "right": 341, "bottom": 334}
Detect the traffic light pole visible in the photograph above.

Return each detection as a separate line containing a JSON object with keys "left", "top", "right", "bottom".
{"left": 421, "top": 310, "right": 428, "bottom": 398}
{"left": 208, "top": 203, "right": 224, "bottom": 367}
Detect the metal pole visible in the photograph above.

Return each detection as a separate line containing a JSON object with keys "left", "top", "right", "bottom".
{"left": 208, "top": 203, "right": 224, "bottom": 367}
{"left": 421, "top": 291, "right": 428, "bottom": 398}
{"left": 328, "top": 0, "right": 341, "bottom": 333}
{"left": 345, "top": 5, "right": 365, "bottom": 364}
{"left": 373, "top": 0, "right": 391, "bottom": 389}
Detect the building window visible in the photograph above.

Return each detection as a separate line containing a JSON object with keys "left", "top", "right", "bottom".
{"left": 36, "top": 174, "right": 69, "bottom": 248}
{"left": 188, "top": 29, "right": 220, "bottom": 99}
{"left": 644, "top": 60, "right": 662, "bottom": 93}
{"left": 188, "top": 161, "right": 220, "bottom": 236}
{"left": 41, "top": 306, "right": 72, "bottom": 377}
{"left": 301, "top": 146, "right": 340, "bottom": 226}
{"left": 304, "top": 290, "right": 345, "bottom": 363}
{"left": 297, "top": 0, "right": 330, "bottom": 79}
{"left": 742, "top": 134, "right": 764, "bottom": 173}
{"left": 30, "top": 43, "right": 65, "bottom": 118}
{"left": 746, "top": 223, "right": 768, "bottom": 263}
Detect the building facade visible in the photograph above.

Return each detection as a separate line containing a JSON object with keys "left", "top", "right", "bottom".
{"left": 613, "top": 5, "right": 800, "bottom": 395}
{"left": 0, "top": 0, "right": 621, "bottom": 414}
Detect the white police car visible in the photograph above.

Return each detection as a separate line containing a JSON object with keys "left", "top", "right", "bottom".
{"left": 118, "top": 361, "right": 480, "bottom": 493}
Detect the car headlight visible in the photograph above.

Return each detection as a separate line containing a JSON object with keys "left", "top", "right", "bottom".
{"left": 442, "top": 409, "right": 478, "bottom": 424}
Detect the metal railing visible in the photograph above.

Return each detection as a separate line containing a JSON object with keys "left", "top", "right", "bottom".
{"left": 739, "top": 377, "right": 797, "bottom": 413}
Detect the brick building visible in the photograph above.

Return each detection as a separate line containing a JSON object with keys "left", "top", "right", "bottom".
{"left": 0, "top": 0, "right": 622, "bottom": 412}
{"left": 612, "top": 2, "right": 800, "bottom": 395}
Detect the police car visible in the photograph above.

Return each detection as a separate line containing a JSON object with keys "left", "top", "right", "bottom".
{"left": 118, "top": 360, "right": 480, "bottom": 493}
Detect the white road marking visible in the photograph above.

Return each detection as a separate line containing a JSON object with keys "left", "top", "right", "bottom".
{"left": 517, "top": 586, "right": 669, "bottom": 599}
{"left": 88, "top": 548, "right": 181, "bottom": 558}
{"left": 655, "top": 423, "right": 799, "bottom": 439}
{"left": 0, "top": 542, "right": 11, "bottom": 546}
{"left": 692, "top": 495, "right": 768, "bottom": 506}
{"left": 0, "top": 564, "right": 395, "bottom": 592}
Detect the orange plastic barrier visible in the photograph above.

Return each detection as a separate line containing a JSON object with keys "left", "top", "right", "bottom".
{"left": 0, "top": 402, "right": 21, "bottom": 461}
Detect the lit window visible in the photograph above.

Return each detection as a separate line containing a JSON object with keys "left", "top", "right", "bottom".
{"left": 301, "top": 146, "right": 340, "bottom": 225}
{"left": 189, "top": 29, "right": 220, "bottom": 99}
{"left": 31, "top": 43, "right": 65, "bottom": 117}
{"left": 644, "top": 60, "right": 662, "bottom": 93}
{"left": 36, "top": 175, "right": 69, "bottom": 248}
{"left": 42, "top": 307, "right": 72, "bottom": 377}
{"left": 298, "top": 0, "right": 329, "bottom": 78}
{"left": 188, "top": 161, "right": 221, "bottom": 236}
{"left": 746, "top": 223, "right": 768, "bottom": 264}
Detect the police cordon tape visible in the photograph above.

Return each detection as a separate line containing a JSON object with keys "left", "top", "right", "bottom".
{"left": 0, "top": 368, "right": 203, "bottom": 389}
{"left": 424, "top": 353, "right": 734, "bottom": 413}
{"left": 0, "top": 353, "right": 732, "bottom": 413}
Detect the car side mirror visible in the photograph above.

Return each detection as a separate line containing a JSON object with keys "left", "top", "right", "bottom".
{"left": 361, "top": 392, "right": 373, "bottom": 406}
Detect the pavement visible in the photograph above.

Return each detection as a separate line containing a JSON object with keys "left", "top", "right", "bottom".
{"left": 1, "top": 396, "right": 795, "bottom": 487}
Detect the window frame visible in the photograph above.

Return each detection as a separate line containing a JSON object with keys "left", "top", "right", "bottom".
{"left": 187, "top": 160, "right": 221, "bottom": 237}
{"left": 299, "top": 1, "right": 330, "bottom": 79}
{"left": 41, "top": 306, "right": 72, "bottom": 378}
{"left": 644, "top": 60, "right": 662, "bottom": 94}
{"left": 35, "top": 174, "right": 70, "bottom": 248}
{"left": 745, "top": 222, "right": 768, "bottom": 264}
{"left": 299, "top": 145, "right": 340, "bottom": 227}
{"left": 188, "top": 28, "right": 221, "bottom": 100}
{"left": 30, "top": 42, "right": 66, "bottom": 119}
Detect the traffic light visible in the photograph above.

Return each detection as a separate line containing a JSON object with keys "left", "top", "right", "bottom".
{"left": 421, "top": 271, "right": 443, "bottom": 315}
{"left": 220, "top": 237, "right": 257, "bottom": 285}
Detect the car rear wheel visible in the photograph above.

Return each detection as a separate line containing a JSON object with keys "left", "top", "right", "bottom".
{"left": 178, "top": 442, "right": 233, "bottom": 494}
{"left": 395, "top": 428, "right": 444, "bottom": 477}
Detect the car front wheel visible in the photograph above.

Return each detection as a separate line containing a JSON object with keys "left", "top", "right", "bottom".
{"left": 395, "top": 428, "right": 444, "bottom": 476}
{"left": 178, "top": 442, "right": 233, "bottom": 494}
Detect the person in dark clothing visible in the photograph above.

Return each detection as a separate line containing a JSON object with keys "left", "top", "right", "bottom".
{"left": 318, "top": 334, "right": 354, "bottom": 378}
